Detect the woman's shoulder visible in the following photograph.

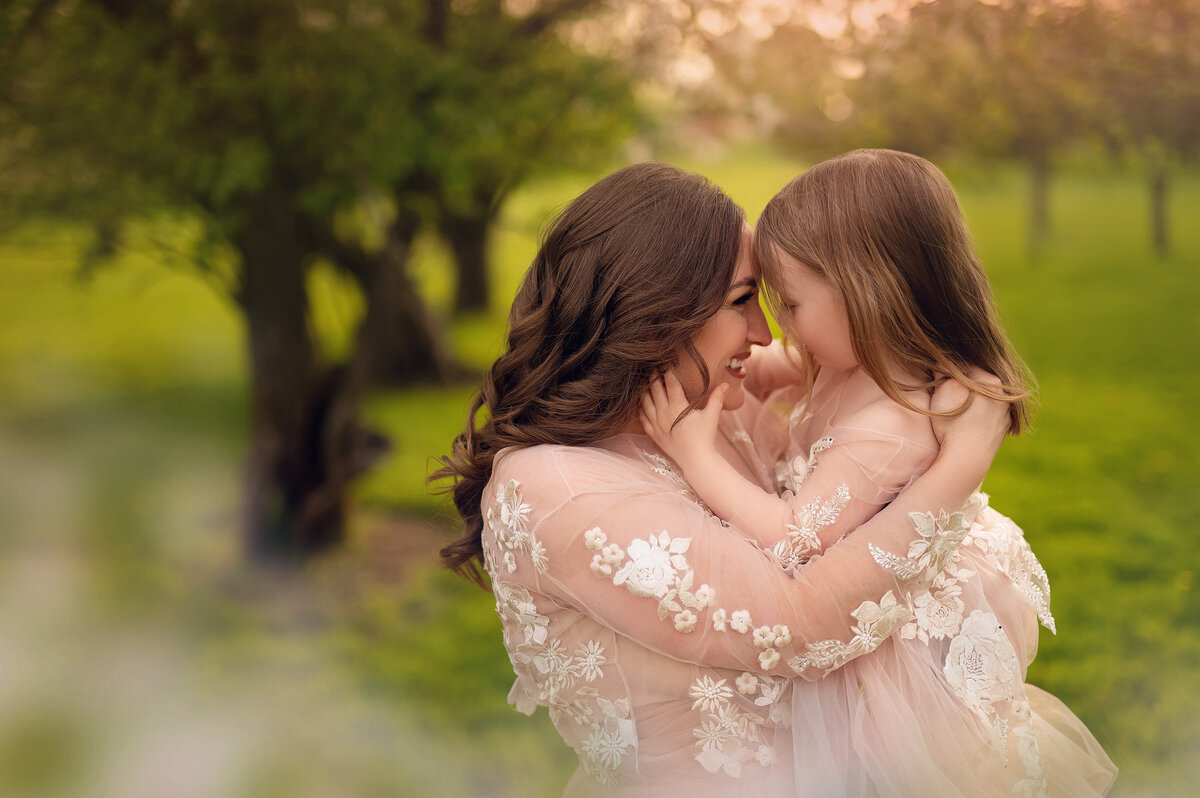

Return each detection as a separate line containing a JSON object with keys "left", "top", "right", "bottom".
{"left": 491, "top": 437, "right": 668, "bottom": 505}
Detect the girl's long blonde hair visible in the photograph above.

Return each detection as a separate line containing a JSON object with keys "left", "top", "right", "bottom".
{"left": 755, "top": 149, "right": 1034, "bottom": 434}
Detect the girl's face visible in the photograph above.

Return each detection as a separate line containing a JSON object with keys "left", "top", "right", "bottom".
{"left": 680, "top": 226, "right": 772, "bottom": 411}
{"left": 771, "top": 248, "right": 857, "bottom": 371}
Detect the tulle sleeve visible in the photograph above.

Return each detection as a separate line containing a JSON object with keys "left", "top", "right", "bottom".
{"left": 755, "top": 420, "right": 938, "bottom": 571}
{"left": 485, "top": 443, "right": 978, "bottom": 682}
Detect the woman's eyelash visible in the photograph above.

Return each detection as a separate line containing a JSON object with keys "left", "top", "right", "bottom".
{"left": 731, "top": 291, "right": 756, "bottom": 306}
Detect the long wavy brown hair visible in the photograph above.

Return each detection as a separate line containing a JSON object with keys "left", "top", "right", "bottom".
{"left": 431, "top": 162, "right": 745, "bottom": 584}
{"left": 755, "top": 149, "right": 1034, "bottom": 434}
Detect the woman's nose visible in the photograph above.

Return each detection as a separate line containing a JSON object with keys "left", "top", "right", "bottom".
{"left": 747, "top": 298, "right": 772, "bottom": 346}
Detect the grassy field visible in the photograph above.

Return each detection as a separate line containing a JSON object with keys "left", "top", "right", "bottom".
{"left": 0, "top": 149, "right": 1196, "bottom": 797}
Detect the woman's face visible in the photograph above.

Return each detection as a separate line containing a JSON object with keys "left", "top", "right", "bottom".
{"left": 679, "top": 226, "right": 772, "bottom": 411}
{"left": 771, "top": 247, "right": 856, "bottom": 371}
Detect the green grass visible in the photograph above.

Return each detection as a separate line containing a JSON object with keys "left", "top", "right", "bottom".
{"left": 1, "top": 150, "right": 1197, "bottom": 796}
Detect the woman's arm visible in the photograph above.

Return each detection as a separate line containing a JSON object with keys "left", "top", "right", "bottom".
{"left": 492, "top": 393, "right": 1007, "bottom": 681}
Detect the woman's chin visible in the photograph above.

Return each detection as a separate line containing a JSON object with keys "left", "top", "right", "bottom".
{"left": 716, "top": 384, "right": 745, "bottom": 412}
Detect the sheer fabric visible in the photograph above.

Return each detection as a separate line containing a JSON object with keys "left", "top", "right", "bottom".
{"left": 740, "top": 345, "right": 1116, "bottom": 796}
{"left": 483, "top": 427, "right": 984, "bottom": 795}
{"left": 480, "top": 346, "right": 1114, "bottom": 796}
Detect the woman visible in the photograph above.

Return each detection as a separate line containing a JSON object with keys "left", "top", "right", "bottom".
{"left": 434, "top": 163, "right": 1012, "bottom": 796}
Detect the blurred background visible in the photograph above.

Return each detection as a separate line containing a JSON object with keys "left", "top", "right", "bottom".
{"left": 0, "top": 1, "right": 1197, "bottom": 795}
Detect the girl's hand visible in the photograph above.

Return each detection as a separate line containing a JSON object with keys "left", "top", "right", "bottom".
{"left": 640, "top": 372, "right": 728, "bottom": 468}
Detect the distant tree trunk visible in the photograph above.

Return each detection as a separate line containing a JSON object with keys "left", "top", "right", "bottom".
{"left": 349, "top": 209, "right": 459, "bottom": 386}
{"left": 234, "top": 184, "right": 381, "bottom": 560}
{"left": 1027, "top": 146, "right": 1052, "bottom": 258}
{"left": 441, "top": 206, "right": 493, "bottom": 315}
{"left": 1147, "top": 151, "right": 1169, "bottom": 258}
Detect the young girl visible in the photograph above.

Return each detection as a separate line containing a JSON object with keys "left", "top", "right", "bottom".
{"left": 642, "top": 150, "right": 1115, "bottom": 796}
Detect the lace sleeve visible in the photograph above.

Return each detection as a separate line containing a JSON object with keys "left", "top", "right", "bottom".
{"left": 486, "top": 445, "right": 976, "bottom": 682}
{"left": 749, "top": 424, "right": 938, "bottom": 571}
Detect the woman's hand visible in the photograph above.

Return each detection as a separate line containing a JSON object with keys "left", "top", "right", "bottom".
{"left": 928, "top": 370, "right": 1010, "bottom": 495}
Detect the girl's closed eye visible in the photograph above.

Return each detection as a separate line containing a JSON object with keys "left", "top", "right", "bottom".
{"left": 730, "top": 289, "right": 757, "bottom": 307}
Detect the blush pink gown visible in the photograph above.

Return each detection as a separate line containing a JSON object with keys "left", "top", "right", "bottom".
{"left": 478, "top": 345, "right": 1115, "bottom": 796}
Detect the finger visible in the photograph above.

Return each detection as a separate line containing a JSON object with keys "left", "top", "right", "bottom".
{"left": 649, "top": 376, "right": 668, "bottom": 409}
{"left": 641, "top": 391, "right": 656, "bottom": 418}
{"left": 639, "top": 407, "right": 655, "bottom": 437}
{"left": 663, "top": 371, "right": 689, "bottom": 408}
{"left": 703, "top": 382, "right": 730, "bottom": 415}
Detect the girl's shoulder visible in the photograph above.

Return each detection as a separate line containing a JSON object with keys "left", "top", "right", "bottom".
{"left": 828, "top": 370, "right": 938, "bottom": 450}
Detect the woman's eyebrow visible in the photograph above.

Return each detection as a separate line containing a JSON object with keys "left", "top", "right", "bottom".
{"left": 728, "top": 277, "right": 758, "bottom": 291}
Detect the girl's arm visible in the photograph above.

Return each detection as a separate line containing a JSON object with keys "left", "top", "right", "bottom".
{"left": 641, "top": 373, "right": 792, "bottom": 545}
{"left": 641, "top": 373, "right": 937, "bottom": 567}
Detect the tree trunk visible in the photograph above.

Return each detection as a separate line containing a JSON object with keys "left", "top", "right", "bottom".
{"left": 441, "top": 207, "right": 493, "bottom": 315}
{"left": 1148, "top": 152, "right": 1169, "bottom": 259}
{"left": 352, "top": 210, "right": 460, "bottom": 386}
{"left": 1027, "top": 147, "right": 1051, "bottom": 259}
{"left": 234, "top": 185, "right": 359, "bottom": 560}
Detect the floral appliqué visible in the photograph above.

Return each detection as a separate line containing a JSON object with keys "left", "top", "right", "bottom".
{"left": 787, "top": 590, "right": 912, "bottom": 676}
{"left": 774, "top": 435, "right": 835, "bottom": 494}
{"left": 690, "top": 673, "right": 787, "bottom": 776}
{"left": 963, "top": 495, "right": 1055, "bottom": 633}
{"left": 486, "top": 479, "right": 548, "bottom": 574}
{"left": 586, "top": 528, "right": 714, "bottom": 631}
{"left": 493, "top": 579, "right": 635, "bottom": 786}
{"left": 770, "top": 485, "right": 850, "bottom": 571}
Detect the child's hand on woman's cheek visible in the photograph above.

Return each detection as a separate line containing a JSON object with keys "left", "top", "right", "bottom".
{"left": 640, "top": 371, "right": 728, "bottom": 470}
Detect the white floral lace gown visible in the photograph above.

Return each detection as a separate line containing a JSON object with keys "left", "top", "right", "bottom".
{"left": 739, "top": 343, "right": 1116, "bottom": 797}
{"left": 480, "top": 352, "right": 1115, "bottom": 797}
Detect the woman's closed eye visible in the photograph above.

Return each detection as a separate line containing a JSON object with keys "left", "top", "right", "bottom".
{"left": 730, "top": 289, "right": 757, "bottom": 307}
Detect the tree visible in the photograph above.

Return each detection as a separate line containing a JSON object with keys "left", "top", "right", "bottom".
{"left": 845, "top": 0, "right": 1098, "bottom": 255}
{"left": 0, "top": 0, "right": 634, "bottom": 559}
{"left": 1094, "top": 0, "right": 1200, "bottom": 257}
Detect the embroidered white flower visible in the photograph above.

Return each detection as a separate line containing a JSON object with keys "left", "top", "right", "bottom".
{"left": 693, "top": 717, "right": 734, "bottom": 751}
{"left": 614, "top": 532, "right": 689, "bottom": 598}
{"left": 576, "top": 641, "right": 607, "bottom": 682}
{"left": 729, "top": 610, "right": 753, "bottom": 634}
{"left": 690, "top": 676, "right": 734, "bottom": 712}
{"left": 907, "top": 585, "right": 966, "bottom": 642}
{"left": 494, "top": 581, "right": 548, "bottom": 646}
{"left": 486, "top": 479, "right": 547, "bottom": 573}
{"left": 712, "top": 607, "right": 728, "bottom": 631}
{"left": 694, "top": 584, "right": 715, "bottom": 606}
{"left": 582, "top": 725, "right": 633, "bottom": 785}
{"left": 736, "top": 672, "right": 758, "bottom": 694}
{"left": 944, "top": 610, "right": 1020, "bottom": 718}
{"left": 758, "top": 648, "right": 781, "bottom": 669}
{"left": 752, "top": 625, "right": 777, "bottom": 649}
{"left": 907, "top": 508, "right": 972, "bottom": 575}
{"left": 584, "top": 527, "right": 607, "bottom": 549}
{"left": 674, "top": 609, "right": 698, "bottom": 633}
{"left": 772, "top": 624, "right": 792, "bottom": 647}
{"left": 590, "top": 541, "right": 625, "bottom": 577}
{"left": 755, "top": 744, "right": 777, "bottom": 766}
